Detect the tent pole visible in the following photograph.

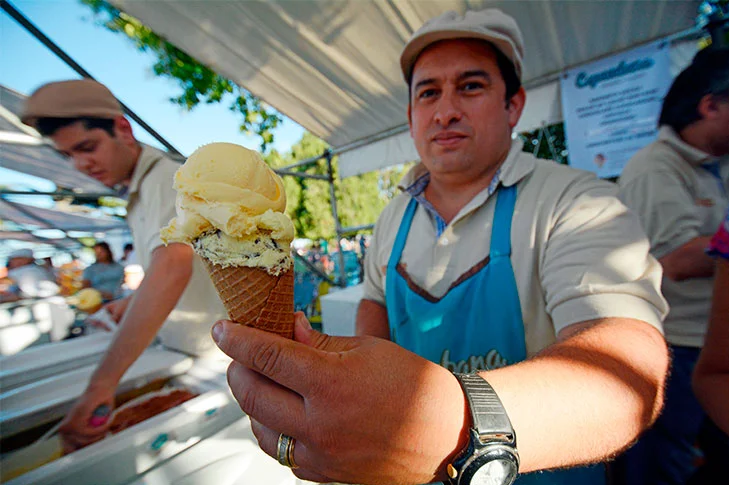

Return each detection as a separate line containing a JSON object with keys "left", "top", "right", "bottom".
{"left": 0, "top": 0, "right": 183, "bottom": 158}
{"left": 543, "top": 124, "right": 560, "bottom": 162}
{"left": 293, "top": 251, "right": 337, "bottom": 287}
{"left": 325, "top": 150, "right": 347, "bottom": 287}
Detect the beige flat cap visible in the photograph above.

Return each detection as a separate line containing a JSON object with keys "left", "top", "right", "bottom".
{"left": 400, "top": 9, "right": 524, "bottom": 82}
{"left": 21, "top": 79, "right": 123, "bottom": 128}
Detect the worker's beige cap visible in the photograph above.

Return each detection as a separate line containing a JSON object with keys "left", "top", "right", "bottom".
{"left": 21, "top": 79, "right": 123, "bottom": 128}
{"left": 400, "top": 9, "right": 524, "bottom": 82}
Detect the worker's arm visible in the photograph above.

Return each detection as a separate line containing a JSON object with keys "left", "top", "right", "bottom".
{"left": 90, "top": 243, "right": 193, "bottom": 385}
{"left": 693, "top": 258, "right": 729, "bottom": 434}
{"left": 659, "top": 236, "right": 715, "bottom": 281}
{"left": 355, "top": 298, "right": 390, "bottom": 339}
{"left": 59, "top": 243, "right": 193, "bottom": 451}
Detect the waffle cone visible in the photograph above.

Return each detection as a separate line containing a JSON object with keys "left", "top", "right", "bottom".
{"left": 202, "top": 258, "right": 294, "bottom": 339}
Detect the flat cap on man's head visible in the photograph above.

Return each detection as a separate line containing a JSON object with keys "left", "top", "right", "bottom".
{"left": 8, "top": 249, "right": 34, "bottom": 260}
{"left": 400, "top": 9, "right": 524, "bottom": 83}
{"left": 21, "top": 79, "right": 123, "bottom": 129}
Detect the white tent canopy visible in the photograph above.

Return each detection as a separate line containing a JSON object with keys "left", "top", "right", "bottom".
{"left": 113, "top": 0, "right": 702, "bottom": 176}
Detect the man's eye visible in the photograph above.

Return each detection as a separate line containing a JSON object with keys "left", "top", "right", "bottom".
{"left": 79, "top": 144, "right": 97, "bottom": 153}
{"left": 462, "top": 82, "right": 484, "bottom": 91}
{"left": 417, "top": 89, "right": 437, "bottom": 99}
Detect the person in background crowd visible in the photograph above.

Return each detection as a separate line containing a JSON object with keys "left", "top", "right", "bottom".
{"left": 41, "top": 256, "right": 58, "bottom": 281}
{"left": 212, "top": 9, "right": 670, "bottom": 485}
{"left": 82, "top": 242, "right": 125, "bottom": 301}
{"left": 688, "top": 207, "right": 729, "bottom": 484}
{"left": 21, "top": 79, "right": 227, "bottom": 453}
{"left": 1, "top": 249, "right": 59, "bottom": 302}
{"left": 120, "top": 242, "right": 136, "bottom": 266}
{"left": 615, "top": 47, "right": 729, "bottom": 485}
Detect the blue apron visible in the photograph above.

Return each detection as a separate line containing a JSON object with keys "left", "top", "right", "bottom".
{"left": 385, "top": 185, "right": 605, "bottom": 485}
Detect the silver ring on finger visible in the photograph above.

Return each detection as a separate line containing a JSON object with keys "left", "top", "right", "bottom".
{"left": 277, "top": 433, "right": 299, "bottom": 469}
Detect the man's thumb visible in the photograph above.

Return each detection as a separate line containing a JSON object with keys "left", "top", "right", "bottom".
{"left": 293, "top": 312, "right": 358, "bottom": 353}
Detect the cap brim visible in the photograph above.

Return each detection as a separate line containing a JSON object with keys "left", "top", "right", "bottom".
{"left": 400, "top": 30, "right": 520, "bottom": 81}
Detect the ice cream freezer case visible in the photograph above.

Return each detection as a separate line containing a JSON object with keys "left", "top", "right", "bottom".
{"left": 0, "top": 332, "right": 113, "bottom": 392}
{"left": 0, "top": 351, "right": 247, "bottom": 485}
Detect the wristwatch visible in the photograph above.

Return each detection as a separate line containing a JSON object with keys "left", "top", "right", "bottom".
{"left": 447, "top": 373, "right": 519, "bottom": 485}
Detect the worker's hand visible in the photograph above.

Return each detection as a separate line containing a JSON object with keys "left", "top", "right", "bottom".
{"left": 103, "top": 295, "right": 132, "bottom": 323}
{"left": 213, "top": 312, "right": 468, "bottom": 485}
{"left": 58, "top": 383, "right": 115, "bottom": 454}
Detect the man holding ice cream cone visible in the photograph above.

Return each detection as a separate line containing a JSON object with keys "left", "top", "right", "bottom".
{"left": 212, "top": 8, "right": 671, "bottom": 485}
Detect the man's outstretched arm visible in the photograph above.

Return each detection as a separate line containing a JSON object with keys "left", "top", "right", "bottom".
{"left": 214, "top": 315, "right": 668, "bottom": 484}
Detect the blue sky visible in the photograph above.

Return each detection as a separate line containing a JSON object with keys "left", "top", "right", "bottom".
{"left": 1, "top": 0, "right": 306, "bottom": 192}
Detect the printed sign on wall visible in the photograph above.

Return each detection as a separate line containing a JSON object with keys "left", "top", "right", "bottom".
{"left": 561, "top": 42, "right": 671, "bottom": 178}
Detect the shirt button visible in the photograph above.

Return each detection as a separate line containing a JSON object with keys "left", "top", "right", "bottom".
{"left": 440, "top": 237, "right": 449, "bottom": 245}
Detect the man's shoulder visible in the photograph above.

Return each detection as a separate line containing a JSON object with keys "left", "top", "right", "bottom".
{"left": 620, "top": 138, "right": 685, "bottom": 183}
{"left": 525, "top": 156, "right": 610, "bottom": 196}
{"left": 138, "top": 153, "right": 180, "bottom": 194}
{"left": 376, "top": 192, "right": 411, "bottom": 229}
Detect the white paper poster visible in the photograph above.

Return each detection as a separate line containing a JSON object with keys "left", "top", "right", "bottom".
{"left": 561, "top": 41, "right": 671, "bottom": 178}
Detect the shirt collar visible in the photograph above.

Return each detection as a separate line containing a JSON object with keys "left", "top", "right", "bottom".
{"left": 124, "top": 144, "right": 167, "bottom": 197}
{"left": 658, "top": 126, "right": 714, "bottom": 166}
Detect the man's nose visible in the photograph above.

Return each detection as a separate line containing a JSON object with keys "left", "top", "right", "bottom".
{"left": 73, "top": 155, "right": 93, "bottom": 172}
{"left": 433, "top": 91, "right": 463, "bottom": 126}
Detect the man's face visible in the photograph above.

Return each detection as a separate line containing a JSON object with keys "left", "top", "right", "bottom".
{"left": 51, "top": 119, "right": 137, "bottom": 188}
{"left": 408, "top": 40, "right": 523, "bottom": 182}
{"left": 7, "top": 257, "right": 33, "bottom": 270}
{"left": 709, "top": 97, "right": 729, "bottom": 156}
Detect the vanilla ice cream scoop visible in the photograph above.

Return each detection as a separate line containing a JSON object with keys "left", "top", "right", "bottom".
{"left": 161, "top": 142, "right": 294, "bottom": 275}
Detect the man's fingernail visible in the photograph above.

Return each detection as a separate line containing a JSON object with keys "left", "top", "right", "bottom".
{"left": 296, "top": 316, "right": 312, "bottom": 331}
{"left": 212, "top": 321, "right": 224, "bottom": 343}
{"left": 89, "top": 416, "right": 108, "bottom": 427}
{"left": 92, "top": 405, "right": 110, "bottom": 417}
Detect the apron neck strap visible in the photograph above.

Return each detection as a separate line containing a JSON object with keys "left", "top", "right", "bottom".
{"left": 490, "top": 184, "right": 517, "bottom": 258}
{"left": 387, "top": 198, "right": 418, "bottom": 271}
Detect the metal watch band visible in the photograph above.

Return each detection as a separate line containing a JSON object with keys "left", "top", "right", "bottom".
{"left": 453, "top": 373, "right": 516, "bottom": 445}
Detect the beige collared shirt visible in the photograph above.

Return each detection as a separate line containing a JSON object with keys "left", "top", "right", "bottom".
{"left": 126, "top": 145, "right": 227, "bottom": 357}
{"left": 618, "top": 126, "right": 729, "bottom": 347}
{"left": 363, "top": 140, "right": 667, "bottom": 356}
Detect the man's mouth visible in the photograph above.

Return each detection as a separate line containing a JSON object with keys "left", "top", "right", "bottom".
{"left": 433, "top": 132, "right": 466, "bottom": 147}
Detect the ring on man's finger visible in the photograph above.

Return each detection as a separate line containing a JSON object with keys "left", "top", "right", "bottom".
{"left": 277, "top": 433, "right": 299, "bottom": 469}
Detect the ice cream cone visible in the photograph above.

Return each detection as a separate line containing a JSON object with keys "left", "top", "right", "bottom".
{"left": 202, "top": 258, "right": 294, "bottom": 339}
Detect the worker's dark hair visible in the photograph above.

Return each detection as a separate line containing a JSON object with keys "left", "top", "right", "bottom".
{"left": 35, "top": 117, "right": 115, "bottom": 137}
{"left": 659, "top": 47, "right": 729, "bottom": 132}
{"left": 93, "top": 241, "right": 115, "bottom": 263}
{"left": 407, "top": 40, "right": 521, "bottom": 105}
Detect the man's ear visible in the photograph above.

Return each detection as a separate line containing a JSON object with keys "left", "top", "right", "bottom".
{"left": 112, "top": 115, "right": 136, "bottom": 146}
{"left": 506, "top": 87, "right": 526, "bottom": 129}
{"left": 697, "top": 93, "right": 722, "bottom": 121}
{"left": 407, "top": 103, "right": 413, "bottom": 137}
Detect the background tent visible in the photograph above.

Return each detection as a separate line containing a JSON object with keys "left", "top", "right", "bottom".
{"left": 0, "top": 198, "right": 127, "bottom": 233}
{"left": 111, "top": 0, "right": 703, "bottom": 176}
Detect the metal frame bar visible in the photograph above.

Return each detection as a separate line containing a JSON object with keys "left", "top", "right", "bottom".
{"left": 324, "top": 150, "right": 348, "bottom": 287}
{"left": 273, "top": 169, "right": 329, "bottom": 181}
{"left": 0, "top": 190, "right": 115, "bottom": 198}
{"left": 0, "top": 0, "right": 183, "bottom": 158}
{"left": 293, "top": 251, "right": 337, "bottom": 286}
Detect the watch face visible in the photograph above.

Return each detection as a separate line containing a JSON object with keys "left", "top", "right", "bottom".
{"left": 470, "top": 458, "right": 518, "bottom": 485}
